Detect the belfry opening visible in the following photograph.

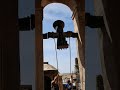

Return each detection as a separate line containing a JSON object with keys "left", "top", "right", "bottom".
{"left": 43, "top": 3, "right": 79, "bottom": 90}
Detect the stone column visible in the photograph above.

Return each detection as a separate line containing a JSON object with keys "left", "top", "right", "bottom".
{"left": 76, "top": 0, "right": 85, "bottom": 90}
{"left": 35, "top": 0, "right": 44, "bottom": 90}
{"left": 94, "top": 0, "right": 116, "bottom": 89}
{"left": 0, "top": 0, "right": 20, "bottom": 90}
{"left": 0, "top": 1, "right": 20, "bottom": 90}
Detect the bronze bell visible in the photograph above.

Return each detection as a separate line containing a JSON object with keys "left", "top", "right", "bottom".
{"left": 53, "top": 20, "right": 68, "bottom": 49}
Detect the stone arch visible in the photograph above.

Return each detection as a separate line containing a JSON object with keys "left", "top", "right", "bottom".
{"left": 41, "top": 0, "right": 85, "bottom": 67}
{"left": 42, "top": 0, "right": 85, "bottom": 89}
{"left": 35, "top": 0, "right": 85, "bottom": 90}
{"left": 41, "top": 0, "right": 77, "bottom": 11}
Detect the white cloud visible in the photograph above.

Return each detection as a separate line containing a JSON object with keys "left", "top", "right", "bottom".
{"left": 43, "top": 3, "right": 73, "bottom": 21}
{"left": 44, "top": 3, "right": 72, "bottom": 14}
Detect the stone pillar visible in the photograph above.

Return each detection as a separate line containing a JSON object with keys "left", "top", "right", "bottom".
{"left": 76, "top": 0, "right": 85, "bottom": 90}
{"left": 94, "top": 0, "right": 115, "bottom": 89}
{"left": 0, "top": 0, "right": 20, "bottom": 90}
{"left": 35, "top": 0, "right": 44, "bottom": 90}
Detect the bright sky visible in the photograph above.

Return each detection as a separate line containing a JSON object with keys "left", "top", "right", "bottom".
{"left": 43, "top": 3, "right": 77, "bottom": 73}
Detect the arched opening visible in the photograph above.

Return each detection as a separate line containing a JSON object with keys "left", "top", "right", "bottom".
{"left": 43, "top": 3, "right": 76, "bottom": 73}
{"left": 43, "top": 4, "right": 77, "bottom": 89}
{"left": 42, "top": 2, "right": 85, "bottom": 90}
{"left": 35, "top": 0, "right": 85, "bottom": 90}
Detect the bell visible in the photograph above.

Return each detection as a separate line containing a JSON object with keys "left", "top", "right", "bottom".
{"left": 53, "top": 20, "right": 64, "bottom": 32}
{"left": 53, "top": 20, "right": 68, "bottom": 49}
